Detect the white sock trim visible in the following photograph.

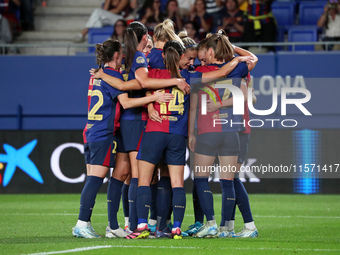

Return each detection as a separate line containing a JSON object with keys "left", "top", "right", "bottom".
{"left": 148, "top": 219, "right": 157, "bottom": 226}
{"left": 245, "top": 221, "right": 256, "bottom": 230}
{"left": 227, "top": 220, "right": 235, "bottom": 231}
{"left": 76, "top": 220, "right": 88, "bottom": 228}
{"left": 124, "top": 217, "right": 129, "bottom": 228}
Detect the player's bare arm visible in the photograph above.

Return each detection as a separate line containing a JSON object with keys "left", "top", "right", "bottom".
{"left": 135, "top": 67, "right": 191, "bottom": 95}
{"left": 90, "top": 68, "right": 142, "bottom": 90}
{"left": 118, "top": 90, "right": 174, "bottom": 109}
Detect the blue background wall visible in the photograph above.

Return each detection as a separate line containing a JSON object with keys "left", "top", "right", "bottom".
{"left": 1, "top": 52, "right": 340, "bottom": 130}
{"left": 1, "top": 53, "right": 339, "bottom": 194}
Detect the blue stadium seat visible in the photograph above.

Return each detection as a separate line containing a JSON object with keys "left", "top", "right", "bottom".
{"left": 276, "top": 26, "right": 286, "bottom": 51}
{"left": 272, "top": 1, "right": 296, "bottom": 27}
{"left": 87, "top": 27, "right": 114, "bottom": 52}
{"left": 299, "top": 1, "right": 327, "bottom": 25}
{"left": 288, "top": 26, "right": 318, "bottom": 51}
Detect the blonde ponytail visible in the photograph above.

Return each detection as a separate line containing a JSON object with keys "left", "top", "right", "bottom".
{"left": 153, "top": 19, "right": 184, "bottom": 47}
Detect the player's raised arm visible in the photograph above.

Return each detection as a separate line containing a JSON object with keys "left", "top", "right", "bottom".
{"left": 117, "top": 90, "right": 174, "bottom": 109}
{"left": 234, "top": 46, "right": 258, "bottom": 71}
{"left": 135, "top": 67, "right": 190, "bottom": 95}
{"left": 200, "top": 56, "right": 253, "bottom": 84}
{"left": 90, "top": 68, "right": 142, "bottom": 91}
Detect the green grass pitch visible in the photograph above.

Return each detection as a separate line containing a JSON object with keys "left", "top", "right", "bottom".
{"left": 0, "top": 194, "right": 339, "bottom": 255}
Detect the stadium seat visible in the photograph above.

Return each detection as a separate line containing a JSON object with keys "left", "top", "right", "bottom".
{"left": 88, "top": 27, "right": 114, "bottom": 53}
{"left": 276, "top": 26, "right": 286, "bottom": 51}
{"left": 288, "top": 26, "right": 318, "bottom": 51}
{"left": 272, "top": 1, "right": 296, "bottom": 27}
{"left": 299, "top": 1, "right": 327, "bottom": 25}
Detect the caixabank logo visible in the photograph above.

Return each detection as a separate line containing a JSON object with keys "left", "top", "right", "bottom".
{"left": 0, "top": 140, "right": 43, "bottom": 187}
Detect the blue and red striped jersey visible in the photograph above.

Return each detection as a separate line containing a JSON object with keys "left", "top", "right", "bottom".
{"left": 145, "top": 69, "right": 202, "bottom": 137}
{"left": 247, "top": 0, "right": 273, "bottom": 24}
{"left": 195, "top": 62, "right": 248, "bottom": 135}
{"left": 84, "top": 67, "right": 126, "bottom": 143}
{"left": 120, "top": 51, "right": 149, "bottom": 121}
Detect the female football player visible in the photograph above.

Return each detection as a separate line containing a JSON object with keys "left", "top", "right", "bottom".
{"left": 178, "top": 29, "right": 198, "bottom": 70}
{"left": 197, "top": 36, "right": 259, "bottom": 239}
{"left": 114, "top": 21, "right": 190, "bottom": 233}
{"left": 188, "top": 30, "right": 258, "bottom": 238}
{"left": 73, "top": 39, "right": 173, "bottom": 238}
{"left": 128, "top": 41, "right": 190, "bottom": 239}
{"left": 145, "top": 18, "right": 184, "bottom": 233}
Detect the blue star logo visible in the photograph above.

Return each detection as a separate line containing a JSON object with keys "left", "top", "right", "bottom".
{"left": 0, "top": 140, "right": 43, "bottom": 187}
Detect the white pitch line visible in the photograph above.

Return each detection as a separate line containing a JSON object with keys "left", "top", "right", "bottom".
{"left": 253, "top": 215, "right": 340, "bottom": 219}
{"left": 3, "top": 213, "right": 340, "bottom": 219}
{"left": 25, "top": 245, "right": 112, "bottom": 255}
{"left": 25, "top": 245, "right": 340, "bottom": 255}
{"left": 186, "top": 214, "right": 340, "bottom": 219}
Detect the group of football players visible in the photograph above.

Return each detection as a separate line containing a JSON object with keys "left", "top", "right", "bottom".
{"left": 72, "top": 18, "right": 259, "bottom": 240}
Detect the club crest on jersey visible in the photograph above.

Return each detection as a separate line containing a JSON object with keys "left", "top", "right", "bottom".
{"left": 136, "top": 56, "right": 145, "bottom": 64}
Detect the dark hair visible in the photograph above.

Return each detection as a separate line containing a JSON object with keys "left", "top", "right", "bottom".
{"left": 206, "top": 29, "right": 234, "bottom": 63}
{"left": 325, "top": 0, "right": 339, "bottom": 28}
{"left": 141, "top": 0, "right": 164, "bottom": 23}
{"left": 165, "top": 0, "right": 178, "bottom": 17}
{"left": 124, "top": 21, "right": 148, "bottom": 73}
{"left": 194, "top": 0, "right": 207, "bottom": 11}
{"left": 95, "top": 40, "right": 122, "bottom": 72}
{"left": 226, "top": 0, "right": 239, "bottom": 10}
{"left": 163, "top": 40, "right": 185, "bottom": 78}
{"left": 184, "top": 21, "right": 199, "bottom": 34}
{"left": 111, "top": 19, "right": 127, "bottom": 39}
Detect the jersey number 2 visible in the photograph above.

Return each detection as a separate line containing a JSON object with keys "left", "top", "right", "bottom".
{"left": 88, "top": 90, "right": 103, "bottom": 121}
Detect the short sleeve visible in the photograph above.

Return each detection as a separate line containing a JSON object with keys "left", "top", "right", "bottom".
{"left": 132, "top": 52, "right": 148, "bottom": 73}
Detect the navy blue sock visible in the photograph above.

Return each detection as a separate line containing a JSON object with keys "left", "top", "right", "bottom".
{"left": 137, "top": 186, "right": 151, "bottom": 225}
{"left": 150, "top": 184, "right": 157, "bottom": 221}
{"left": 231, "top": 202, "right": 236, "bottom": 221}
{"left": 78, "top": 176, "right": 104, "bottom": 222}
{"left": 172, "top": 187, "right": 186, "bottom": 229}
{"left": 230, "top": 173, "right": 239, "bottom": 221}
{"left": 156, "top": 177, "right": 172, "bottom": 230}
{"left": 220, "top": 179, "right": 235, "bottom": 227}
{"left": 107, "top": 177, "right": 123, "bottom": 230}
{"left": 234, "top": 178, "right": 253, "bottom": 223}
{"left": 128, "top": 178, "right": 138, "bottom": 230}
{"left": 194, "top": 177, "right": 215, "bottom": 221}
{"left": 193, "top": 181, "right": 204, "bottom": 224}
{"left": 121, "top": 183, "right": 129, "bottom": 218}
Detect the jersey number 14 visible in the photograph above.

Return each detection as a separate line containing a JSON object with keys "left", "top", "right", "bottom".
{"left": 160, "top": 88, "right": 185, "bottom": 115}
